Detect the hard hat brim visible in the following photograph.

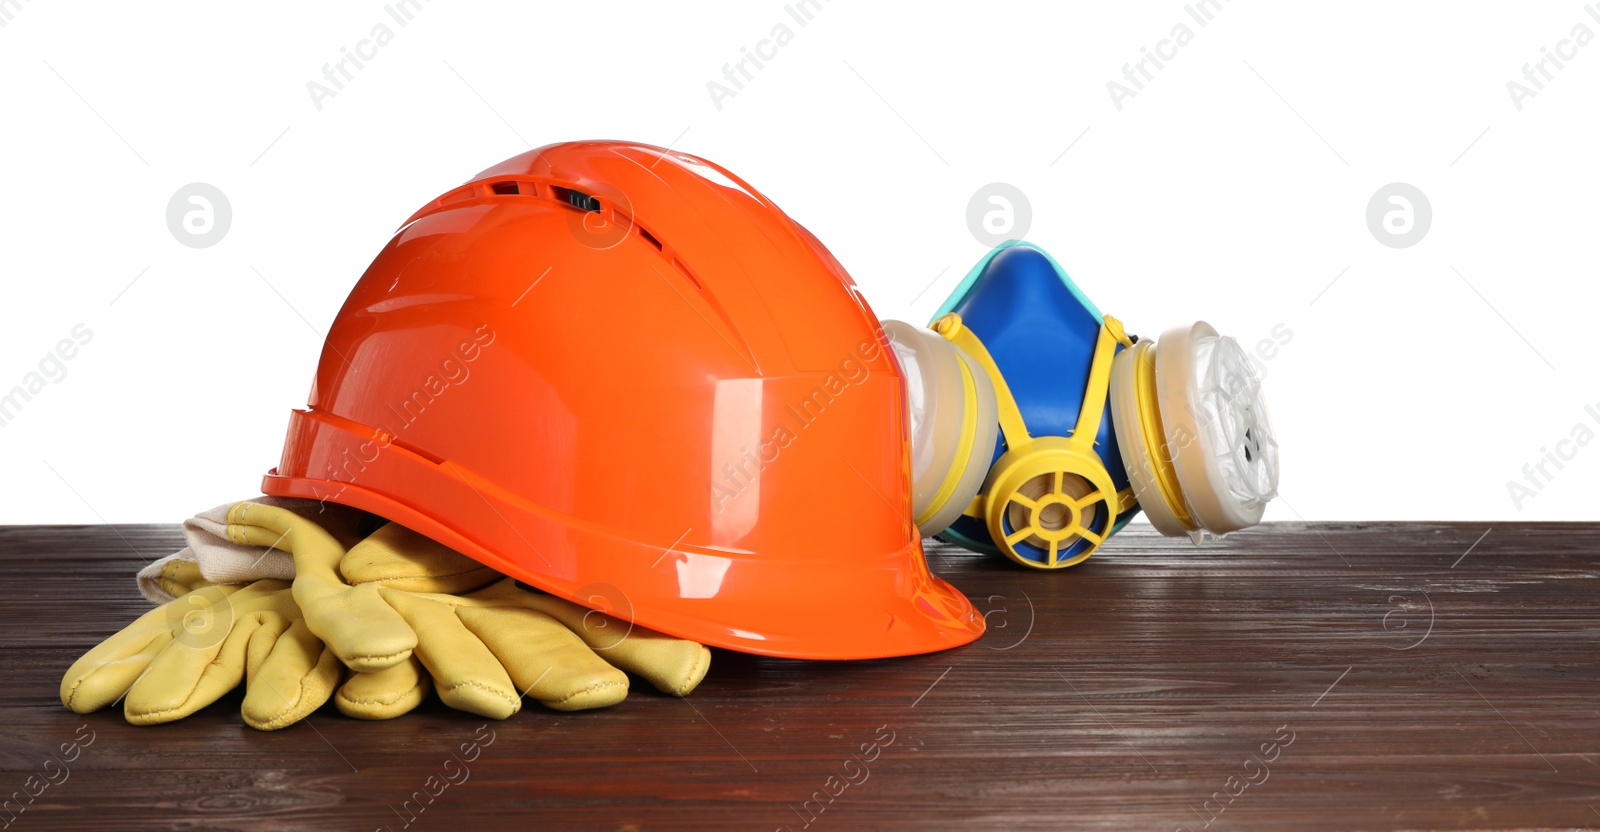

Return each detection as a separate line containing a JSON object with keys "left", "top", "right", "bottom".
{"left": 263, "top": 417, "right": 985, "bottom": 661}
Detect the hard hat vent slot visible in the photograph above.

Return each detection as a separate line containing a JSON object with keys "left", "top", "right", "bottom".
{"left": 552, "top": 186, "right": 601, "bottom": 213}
{"left": 638, "top": 227, "right": 663, "bottom": 251}
{"left": 490, "top": 181, "right": 520, "bottom": 195}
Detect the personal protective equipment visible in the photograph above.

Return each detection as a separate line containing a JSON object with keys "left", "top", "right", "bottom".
{"left": 883, "top": 320, "right": 1000, "bottom": 536}
{"left": 136, "top": 497, "right": 373, "bottom": 603}
{"left": 65, "top": 502, "right": 431, "bottom": 729}
{"left": 351, "top": 577, "right": 710, "bottom": 716}
{"left": 67, "top": 495, "right": 710, "bottom": 730}
{"left": 316, "top": 519, "right": 712, "bottom": 716}
{"left": 259, "top": 140, "right": 984, "bottom": 660}
{"left": 887, "top": 241, "right": 1279, "bottom": 568}
{"left": 62, "top": 571, "right": 341, "bottom": 730}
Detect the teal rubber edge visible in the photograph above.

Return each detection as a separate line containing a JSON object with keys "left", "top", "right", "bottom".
{"left": 930, "top": 240, "right": 1104, "bottom": 323}
{"left": 1110, "top": 509, "right": 1140, "bottom": 536}
{"left": 935, "top": 526, "right": 1000, "bottom": 557}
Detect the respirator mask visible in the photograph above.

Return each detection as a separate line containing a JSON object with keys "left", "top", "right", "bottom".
{"left": 886, "top": 242, "right": 1279, "bottom": 568}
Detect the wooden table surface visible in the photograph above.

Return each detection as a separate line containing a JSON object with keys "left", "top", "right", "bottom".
{"left": 2, "top": 522, "right": 1597, "bottom": 831}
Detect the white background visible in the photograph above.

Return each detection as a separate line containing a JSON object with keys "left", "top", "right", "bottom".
{"left": 1, "top": 0, "right": 1596, "bottom": 524}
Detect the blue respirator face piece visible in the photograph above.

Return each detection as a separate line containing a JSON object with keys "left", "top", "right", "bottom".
{"left": 932, "top": 242, "right": 1138, "bottom": 563}
{"left": 883, "top": 240, "right": 1279, "bottom": 569}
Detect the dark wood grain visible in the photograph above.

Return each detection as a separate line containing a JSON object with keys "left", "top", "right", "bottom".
{"left": 1, "top": 522, "right": 1597, "bottom": 831}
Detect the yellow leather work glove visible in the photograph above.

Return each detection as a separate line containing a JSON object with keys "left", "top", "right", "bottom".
{"left": 274, "top": 511, "right": 712, "bottom": 718}
{"left": 63, "top": 502, "right": 433, "bottom": 729}
{"left": 60, "top": 576, "right": 341, "bottom": 730}
{"left": 356, "top": 577, "right": 711, "bottom": 717}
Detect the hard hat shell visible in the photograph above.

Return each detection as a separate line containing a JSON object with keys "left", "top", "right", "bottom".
{"left": 261, "top": 141, "right": 984, "bottom": 660}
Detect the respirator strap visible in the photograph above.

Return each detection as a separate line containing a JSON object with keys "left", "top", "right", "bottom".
{"left": 932, "top": 314, "right": 1031, "bottom": 451}
{"left": 937, "top": 313, "right": 1137, "bottom": 530}
{"left": 933, "top": 313, "right": 1026, "bottom": 524}
{"left": 1076, "top": 316, "right": 1134, "bottom": 444}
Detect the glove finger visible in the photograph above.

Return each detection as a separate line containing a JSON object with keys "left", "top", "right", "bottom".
{"left": 510, "top": 593, "right": 712, "bottom": 697}
{"left": 150, "top": 558, "right": 211, "bottom": 599}
{"left": 454, "top": 606, "right": 628, "bottom": 711}
{"left": 60, "top": 583, "right": 246, "bottom": 714}
{"left": 598, "top": 632, "right": 711, "bottom": 698}
{"left": 227, "top": 502, "right": 415, "bottom": 671}
{"left": 340, "top": 522, "right": 501, "bottom": 595}
{"left": 242, "top": 619, "right": 341, "bottom": 731}
{"left": 336, "top": 657, "right": 432, "bottom": 720}
{"left": 124, "top": 609, "right": 285, "bottom": 725}
{"left": 379, "top": 587, "right": 521, "bottom": 720}
{"left": 61, "top": 628, "right": 171, "bottom": 715}
{"left": 305, "top": 582, "right": 418, "bottom": 672}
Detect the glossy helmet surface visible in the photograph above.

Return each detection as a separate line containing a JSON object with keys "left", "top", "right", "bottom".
{"left": 262, "top": 141, "right": 984, "bottom": 659}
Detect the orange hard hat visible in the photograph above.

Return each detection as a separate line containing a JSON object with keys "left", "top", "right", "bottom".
{"left": 261, "top": 141, "right": 984, "bottom": 659}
